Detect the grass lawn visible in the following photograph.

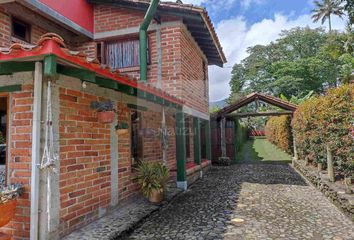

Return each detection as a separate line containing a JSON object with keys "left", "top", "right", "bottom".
{"left": 238, "top": 137, "right": 292, "bottom": 164}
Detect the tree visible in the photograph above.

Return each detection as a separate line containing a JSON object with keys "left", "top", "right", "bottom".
{"left": 228, "top": 27, "right": 350, "bottom": 100}
{"left": 311, "top": 0, "right": 345, "bottom": 32}
{"left": 341, "top": 0, "right": 354, "bottom": 25}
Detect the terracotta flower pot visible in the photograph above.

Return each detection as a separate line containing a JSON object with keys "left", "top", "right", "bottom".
{"left": 148, "top": 189, "right": 164, "bottom": 203}
{"left": 0, "top": 199, "right": 17, "bottom": 228}
{"left": 97, "top": 111, "right": 115, "bottom": 124}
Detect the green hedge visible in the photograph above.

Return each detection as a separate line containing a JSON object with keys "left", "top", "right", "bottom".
{"left": 292, "top": 84, "right": 354, "bottom": 177}
{"left": 265, "top": 115, "right": 293, "bottom": 154}
{"left": 234, "top": 118, "right": 248, "bottom": 161}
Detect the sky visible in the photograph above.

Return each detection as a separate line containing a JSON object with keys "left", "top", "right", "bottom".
{"left": 182, "top": 0, "right": 348, "bottom": 102}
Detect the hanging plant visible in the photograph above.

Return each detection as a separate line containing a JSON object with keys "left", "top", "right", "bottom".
{"left": 115, "top": 122, "right": 129, "bottom": 136}
{"left": 91, "top": 100, "right": 116, "bottom": 124}
{"left": 159, "top": 126, "right": 169, "bottom": 150}
{"left": 0, "top": 184, "right": 24, "bottom": 228}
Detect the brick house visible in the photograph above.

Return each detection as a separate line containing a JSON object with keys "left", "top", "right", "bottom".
{"left": 0, "top": 0, "right": 225, "bottom": 239}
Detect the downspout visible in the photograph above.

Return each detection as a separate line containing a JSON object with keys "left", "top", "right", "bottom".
{"left": 30, "top": 62, "right": 43, "bottom": 240}
{"left": 139, "top": 0, "right": 160, "bottom": 81}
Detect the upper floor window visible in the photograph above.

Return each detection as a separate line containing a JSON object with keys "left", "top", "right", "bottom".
{"left": 12, "top": 18, "right": 31, "bottom": 42}
{"left": 99, "top": 38, "right": 150, "bottom": 70}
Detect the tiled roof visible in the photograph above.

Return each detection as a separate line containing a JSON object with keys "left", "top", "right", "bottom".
{"left": 0, "top": 33, "right": 184, "bottom": 106}
{"left": 88, "top": 0, "right": 226, "bottom": 66}
{"left": 215, "top": 92, "right": 298, "bottom": 117}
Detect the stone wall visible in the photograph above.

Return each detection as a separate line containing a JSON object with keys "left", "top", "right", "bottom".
{"left": 294, "top": 161, "right": 354, "bottom": 221}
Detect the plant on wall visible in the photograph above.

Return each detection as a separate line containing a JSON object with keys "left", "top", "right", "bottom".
{"left": 90, "top": 100, "right": 116, "bottom": 124}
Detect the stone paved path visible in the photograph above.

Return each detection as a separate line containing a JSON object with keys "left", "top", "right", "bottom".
{"left": 124, "top": 164, "right": 354, "bottom": 239}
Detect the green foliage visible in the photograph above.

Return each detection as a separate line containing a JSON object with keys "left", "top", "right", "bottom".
{"left": 209, "top": 105, "right": 221, "bottom": 114}
{"left": 341, "top": 0, "right": 354, "bottom": 24}
{"left": 265, "top": 116, "right": 293, "bottom": 154}
{"left": 234, "top": 119, "right": 248, "bottom": 161}
{"left": 280, "top": 91, "right": 314, "bottom": 105}
{"left": 229, "top": 27, "right": 353, "bottom": 100}
{"left": 292, "top": 84, "right": 354, "bottom": 177}
{"left": 134, "top": 162, "right": 169, "bottom": 198}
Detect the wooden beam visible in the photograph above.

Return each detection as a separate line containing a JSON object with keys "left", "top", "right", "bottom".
{"left": 0, "top": 61, "right": 35, "bottom": 75}
{"left": 58, "top": 65, "right": 96, "bottom": 83}
{"left": 96, "top": 77, "right": 118, "bottom": 90}
{"left": 44, "top": 55, "right": 57, "bottom": 78}
{"left": 227, "top": 111, "right": 293, "bottom": 118}
{"left": 0, "top": 84, "right": 21, "bottom": 93}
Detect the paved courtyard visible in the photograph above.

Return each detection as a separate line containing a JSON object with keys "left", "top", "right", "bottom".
{"left": 124, "top": 147, "right": 354, "bottom": 240}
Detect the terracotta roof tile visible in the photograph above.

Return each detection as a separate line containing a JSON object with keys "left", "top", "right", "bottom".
{"left": 0, "top": 33, "right": 184, "bottom": 106}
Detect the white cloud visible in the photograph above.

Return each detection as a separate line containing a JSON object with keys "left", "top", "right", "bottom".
{"left": 208, "top": 13, "right": 347, "bottom": 102}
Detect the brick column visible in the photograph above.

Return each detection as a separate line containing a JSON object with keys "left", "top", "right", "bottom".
{"left": 176, "top": 111, "right": 187, "bottom": 190}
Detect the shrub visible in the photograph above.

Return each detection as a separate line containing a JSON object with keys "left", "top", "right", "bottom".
{"left": 265, "top": 115, "right": 293, "bottom": 154}
{"left": 292, "top": 84, "right": 354, "bottom": 177}
{"left": 233, "top": 118, "right": 248, "bottom": 163}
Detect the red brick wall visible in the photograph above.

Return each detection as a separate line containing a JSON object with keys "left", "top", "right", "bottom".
{"left": 91, "top": 5, "right": 209, "bottom": 114}
{"left": 117, "top": 104, "right": 176, "bottom": 201}
{"left": 180, "top": 27, "right": 209, "bottom": 113}
{"left": 116, "top": 101, "right": 137, "bottom": 201}
{"left": 59, "top": 88, "right": 112, "bottom": 236}
{"left": 94, "top": 6, "right": 145, "bottom": 33}
{"left": 1, "top": 84, "right": 34, "bottom": 240}
{"left": 0, "top": 8, "right": 48, "bottom": 48}
{"left": 57, "top": 84, "right": 177, "bottom": 235}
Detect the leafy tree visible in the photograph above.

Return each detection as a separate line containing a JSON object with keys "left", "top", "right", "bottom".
{"left": 341, "top": 0, "right": 354, "bottom": 25}
{"left": 228, "top": 27, "right": 352, "bottom": 100}
{"left": 311, "top": 0, "right": 345, "bottom": 32}
{"left": 209, "top": 105, "right": 221, "bottom": 114}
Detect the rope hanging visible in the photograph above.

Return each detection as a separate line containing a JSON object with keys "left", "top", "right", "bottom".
{"left": 39, "top": 80, "right": 58, "bottom": 233}
{"left": 40, "top": 80, "right": 58, "bottom": 171}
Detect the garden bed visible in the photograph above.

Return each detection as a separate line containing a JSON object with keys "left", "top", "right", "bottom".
{"left": 294, "top": 160, "right": 354, "bottom": 221}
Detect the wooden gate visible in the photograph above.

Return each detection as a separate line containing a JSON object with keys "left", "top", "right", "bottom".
{"left": 211, "top": 119, "right": 235, "bottom": 162}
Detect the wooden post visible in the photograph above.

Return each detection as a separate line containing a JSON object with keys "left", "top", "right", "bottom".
{"left": 326, "top": 144, "right": 335, "bottom": 182}
{"left": 176, "top": 111, "right": 187, "bottom": 190}
{"left": 205, "top": 120, "right": 212, "bottom": 161}
{"left": 292, "top": 131, "right": 298, "bottom": 166}
{"left": 193, "top": 117, "right": 201, "bottom": 165}
{"left": 220, "top": 117, "right": 227, "bottom": 158}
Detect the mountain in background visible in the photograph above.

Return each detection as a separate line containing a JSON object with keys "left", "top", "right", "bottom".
{"left": 209, "top": 99, "right": 227, "bottom": 109}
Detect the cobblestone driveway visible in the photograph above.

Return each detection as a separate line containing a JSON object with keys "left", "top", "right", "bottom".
{"left": 124, "top": 164, "right": 354, "bottom": 240}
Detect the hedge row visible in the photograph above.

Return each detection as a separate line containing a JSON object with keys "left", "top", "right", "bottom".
{"left": 265, "top": 115, "right": 293, "bottom": 154}
{"left": 292, "top": 84, "right": 354, "bottom": 177}
{"left": 235, "top": 119, "right": 248, "bottom": 151}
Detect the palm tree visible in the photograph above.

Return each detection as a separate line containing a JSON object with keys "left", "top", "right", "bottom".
{"left": 311, "top": 0, "right": 345, "bottom": 32}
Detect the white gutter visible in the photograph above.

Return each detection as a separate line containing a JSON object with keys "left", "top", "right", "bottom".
{"left": 30, "top": 62, "right": 43, "bottom": 240}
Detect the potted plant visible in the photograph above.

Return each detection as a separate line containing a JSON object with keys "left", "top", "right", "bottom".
{"left": 134, "top": 162, "right": 169, "bottom": 203}
{"left": 115, "top": 122, "right": 129, "bottom": 136}
{"left": 0, "top": 184, "right": 24, "bottom": 228}
{"left": 91, "top": 100, "right": 116, "bottom": 124}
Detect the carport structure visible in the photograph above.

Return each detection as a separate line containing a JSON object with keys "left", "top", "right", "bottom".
{"left": 212, "top": 93, "right": 297, "bottom": 163}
